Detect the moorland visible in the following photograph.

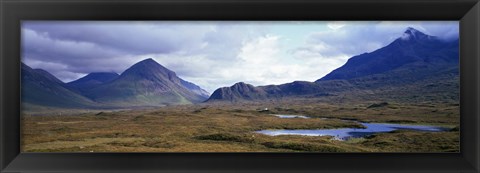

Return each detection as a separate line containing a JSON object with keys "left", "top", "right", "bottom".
{"left": 21, "top": 27, "right": 460, "bottom": 152}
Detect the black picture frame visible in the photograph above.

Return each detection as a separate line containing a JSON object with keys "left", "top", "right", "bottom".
{"left": 1, "top": 0, "right": 479, "bottom": 172}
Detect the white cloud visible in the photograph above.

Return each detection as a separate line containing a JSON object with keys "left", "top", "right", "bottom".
{"left": 149, "top": 35, "right": 295, "bottom": 93}
{"left": 327, "top": 21, "right": 346, "bottom": 30}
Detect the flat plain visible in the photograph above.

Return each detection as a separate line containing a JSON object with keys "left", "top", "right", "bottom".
{"left": 22, "top": 96, "right": 459, "bottom": 152}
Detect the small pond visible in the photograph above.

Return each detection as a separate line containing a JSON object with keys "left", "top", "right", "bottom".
{"left": 272, "top": 114, "right": 310, "bottom": 119}
{"left": 258, "top": 115, "right": 450, "bottom": 140}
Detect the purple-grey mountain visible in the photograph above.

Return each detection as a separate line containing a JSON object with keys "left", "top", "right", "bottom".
{"left": 318, "top": 27, "right": 458, "bottom": 81}
{"left": 22, "top": 58, "right": 210, "bottom": 108}
{"left": 207, "top": 27, "right": 459, "bottom": 102}
{"left": 83, "top": 58, "right": 209, "bottom": 107}
{"left": 180, "top": 80, "right": 210, "bottom": 99}
{"left": 67, "top": 72, "right": 119, "bottom": 94}
{"left": 207, "top": 82, "right": 269, "bottom": 101}
{"left": 22, "top": 63, "right": 97, "bottom": 108}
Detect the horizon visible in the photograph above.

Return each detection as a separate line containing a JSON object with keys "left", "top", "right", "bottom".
{"left": 21, "top": 21, "right": 459, "bottom": 93}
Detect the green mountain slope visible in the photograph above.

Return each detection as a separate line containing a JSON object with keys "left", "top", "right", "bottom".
{"left": 84, "top": 58, "right": 209, "bottom": 107}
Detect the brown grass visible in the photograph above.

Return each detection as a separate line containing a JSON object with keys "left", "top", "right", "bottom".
{"left": 21, "top": 100, "right": 459, "bottom": 152}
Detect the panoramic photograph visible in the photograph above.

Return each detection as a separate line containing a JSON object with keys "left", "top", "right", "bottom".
{"left": 21, "top": 21, "right": 459, "bottom": 152}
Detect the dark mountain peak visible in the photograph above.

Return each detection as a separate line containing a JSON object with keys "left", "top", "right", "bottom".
{"left": 70, "top": 72, "right": 119, "bottom": 83}
{"left": 401, "top": 27, "right": 433, "bottom": 41}
{"left": 317, "top": 26, "right": 457, "bottom": 82}
{"left": 405, "top": 27, "right": 421, "bottom": 34}
{"left": 231, "top": 82, "right": 259, "bottom": 92}
{"left": 121, "top": 58, "right": 176, "bottom": 79}
{"left": 21, "top": 63, "right": 63, "bottom": 85}
{"left": 129, "top": 58, "right": 164, "bottom": 70}
{"left": 137, "top": 58, "right": 157, "bottom": 65}
{"left": 206, "top": 82, "right": 267, "bottom": 102}
{"left": 232, "top": 82, "right": 251, "bottom": 87}
{"left": 234, "top": 82, "right": 246, "bottom": 85}
{"left": 67, "top": 72, "right": 120, "bottom": 93}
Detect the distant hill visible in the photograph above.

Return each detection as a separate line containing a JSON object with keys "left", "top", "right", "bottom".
{"left": 206, "top": 80, "right": 352, "bottom": 102}
{"left": 83, "top": 58, "right": 209, "bottom": 107}
{"left": 207, "top": 82, "right": 269, "bottom": 102}
{"left": 206, "top": 27, "right": 459, "bottom": 103}
{"left": 67, "top": 72, "right": 119, "bottom": 93}
{"left": 22, "top": 59, "right": 210, "bottom": 109}
{"left": 21, "top": 63, "right": 97, "bottom": 108}
{"left": 180, "top": 79, "right": 210, "bottom": 99}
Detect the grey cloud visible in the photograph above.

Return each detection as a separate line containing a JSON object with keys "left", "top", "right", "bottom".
{"left": 23, "top": 21, "right": 194, "bottom": 55}
{"left": 295, "top": 21, "right": 459, "bottom": 60}
{"left": 21, "top": 21, "right": 264, "bottom": 85}
{"left": 22, "top": 28, "right": 133, "bottom": 75}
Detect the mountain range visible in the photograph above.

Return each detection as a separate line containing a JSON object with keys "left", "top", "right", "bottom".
{"left": 82, "top": 58, "right": 208, "bottom": 107}
{"left": 22, "top": 27, "right": 459, "bottom": 108}
{"left": 206, "top": 27, "right": 459, "bottom": 102}
{"left": 22, "top": 58, "right": 210, "bottom": 109}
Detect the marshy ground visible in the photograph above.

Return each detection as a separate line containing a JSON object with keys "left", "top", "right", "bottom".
{"left": 21, "top": 98, "right": 460, "bottom": 153}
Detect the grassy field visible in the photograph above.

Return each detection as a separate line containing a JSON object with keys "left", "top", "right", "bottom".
{"left": 21, "top": 98, "right": 460, "bottom": 152}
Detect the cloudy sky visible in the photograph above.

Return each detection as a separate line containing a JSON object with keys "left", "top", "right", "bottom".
{"left": 21, "top": 21, "right": 458, "bottom": 94}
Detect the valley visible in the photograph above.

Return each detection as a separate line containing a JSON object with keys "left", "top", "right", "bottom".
{"left": 21, "top": 27, "right": 460, "bottom": 152}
